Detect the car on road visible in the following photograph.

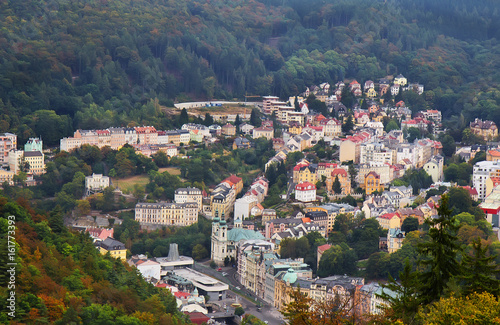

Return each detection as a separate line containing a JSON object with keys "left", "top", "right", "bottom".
{"left": 235, "top": 286, "right": 241, "bottom": 290}
{"left": 222, "top": 272, "right": 228, "bottom": 276}
{"left": 217, "top": 268, "right": 222, "bottom": 271}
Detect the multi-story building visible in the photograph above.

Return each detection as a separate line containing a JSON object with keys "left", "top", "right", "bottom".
{"left": 359, "top": 142, "right": 394, "bottom": 165}
{"left": 364, "top": 171, "right": 383, "bottom": 194}
{"left": 376, "top": 212, "right": 401, "bottom": 230}
{"left": 135, "top": 126, "right": 158, "bottom": 145}
{"left": 262, "top": 96, "right": 280, "bottom": 114}
{"left": 211, "top": 183, "right": 236, "bottom": 217}
{"left": 327, "top": 168, "right": 351, "bottom": 195}
{"left": 473, "top": 161, "right": 500, "bottom": 200}
{"left": 0, "top": 168, "right": 14, "bottom": 185}
{"left": 295, "top": 182, "right": 317, "bottom": 202}
{"left": 222, "top": 123, "right": 236, "bottom": 136}
{"left": 0, "top": 133, "right": 17, "bottom": 165}
{"left": 211, "top": 216, "right": 266, "bottom": 266}
{"left": 387, "top": 228, "right": 405, "bottom": 253}
{"left": 293, "top": 163, "right": 317, "bottom": 184}
{"left": 423, "top": 155, "right": 444, "bottom": 183}
{"left": 394, "top": 74, "right": 407, "bottom": 86}
{"left": 94, "top": 237, "right": 127, "bottom": 261}
{"left": 470, "top": 118, "right": 498, "bottom": 141}
{"left": 358, "top": 163, "right": 392, "bottom": 186}
{"left": 9, "top": 150, "right": 45, "bottom": 175}
{"left": 339, "top": 131, "right": 372, "bottom": 163}
{"left": 174, "top": 187, "right": 202, "bottom": 211}
{"left": 253, "top": 127, "right": 274, "bottom": 140}
{"left": 421, "top": 109, "right": 442, "bottom": 123}
{"left": 24, "top": 137, "right": 42, "bottom": 152}
{"left": 135, "top": 202, "right": 198, "bottom": 226}
{"left": 234, "top": 195, "right": 258, "bottom": 223}
{"left": 85, "top": 173, "right": 110, "bottom": 195}
{"left": 107, "top": 127, "right": 125, "bottom": 149}
{"left": 96, "top": 129, "right": 111, "bottom": 147}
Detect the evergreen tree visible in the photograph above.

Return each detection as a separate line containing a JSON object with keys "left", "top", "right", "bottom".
{"left": 235, "top": 114, "right": 241, "bottom": 133}
{"left": 417, "top": 194, "right": 462, "bottom": 304}
{"left": 378, "top": 258, "right": 420, "bottom": 324}
{"left": 179, "top": 108, "right": 189, "bottom": 126}
{"left": 461, "top": 238, "right": 500, "bottom": 296}
{"left": 294, "top": 96, "right": 301, "bottom": 112}
{"left": 250, "top": 108, "right": 261, "bottom": 127}
{"left": 342, "top": 114, "right": 354, "bottom": 134}
{"left": 204, "top": 112, "right": 214, "bottom": 126}
{"left": 340, "top": 87, "right": 354, "bottom": 108}
{"left": 333, "top": 176, "right": 342, "bottom": 194}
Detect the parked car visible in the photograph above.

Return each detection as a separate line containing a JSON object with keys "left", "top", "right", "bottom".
{"left": 222, "top": 272, "right": 228, "bottom": 276}
{"left": 217, "top": 268, "right": 222, "bottom": 272}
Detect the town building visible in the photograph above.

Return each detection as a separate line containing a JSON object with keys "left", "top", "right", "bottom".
{"left": 470, "top": 118, "right": 498, "bottom": 141}
{"left": 221, "top": 123, "right": 236, "bottom": 136}
{"left": 85, "top": 173, "right": 110, "bottom": 195}
{"left": 135, "top": 202, "right": 198, "bottom": 226}
{"left": 423, "top": 155, "right": 444, "bottom": 183}
{"left": 174, "top": 187, "right": 203, "bottom": 211}
{"left": 94, "top": 237, "right": 127, "bottom": 261}
{"left": 210, "top": 216, "right": 265, "bottom": 266}
{"left": 473, "top": 161, "right": 500, "bottom": 200}
{"left": 253, "top": 127, "right": 274, "bottom": 140}
{"left": 295, "top": 182, "right": 317, "bottom": 202}
{"left": 364, "top": 171, "right": 383, "bottom": 194}
{"left": 0, "top": 133, "right": 17, "bottom": 166}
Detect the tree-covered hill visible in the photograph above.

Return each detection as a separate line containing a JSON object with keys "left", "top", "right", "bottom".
{"left": 0, "top": 196, "right": 188, "bottom": 324}
{"left": 1, "top": 0, "right": 500, "bottom": 144}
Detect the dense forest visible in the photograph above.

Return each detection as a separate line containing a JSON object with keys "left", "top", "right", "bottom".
{"left": 1, "top": 0, "right": 500, "bottom": 145}
{"left": 0, "top": 196, "right": 188, "bottom": 324}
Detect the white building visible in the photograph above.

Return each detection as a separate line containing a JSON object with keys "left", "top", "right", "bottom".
{"left": 85, "top": 173, "right": 110, "bottom": 194}
{"left": 234, "top": 195, "right": 258, "bottom": 223}
{"left": 473, "top": 161, "right": 500, "bottom": 200}
{"left": 174, "top": 187, "right": 202, "bottom": 211}
{"left": 360, "top": 143, "right": 393, "bottom": 165}
{"left": 295, "top": 182, "right": 317, "bottom": 202}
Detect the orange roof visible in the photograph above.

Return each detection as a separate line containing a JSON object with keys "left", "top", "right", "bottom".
{"left": 301, "top": 217, "right": 311, "bottom": 223}
{"left": 488, "top": 150, "right": 500, "bottom": 157}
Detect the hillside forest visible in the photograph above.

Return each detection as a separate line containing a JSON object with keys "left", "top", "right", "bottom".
{"left": 1, "top": 0, "right": 500, "bottom": 146}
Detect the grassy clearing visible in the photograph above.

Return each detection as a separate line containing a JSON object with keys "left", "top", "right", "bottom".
{"left": 112, "top": 175, "right": 149, "bottom": 193}
{"left": 159, "top": 167, "right": 181, "bottom": 175}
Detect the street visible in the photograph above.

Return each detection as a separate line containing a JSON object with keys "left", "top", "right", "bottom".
{"left": 193, "top": 262, "right": 285, "bottom": 325}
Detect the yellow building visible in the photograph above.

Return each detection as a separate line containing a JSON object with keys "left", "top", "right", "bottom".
{"left": 364, "top": 171, "right": 383, "bottom": 194}
{"left": 95, "top": 237, "right": 127, "bottom": 261}
{"left": 470, "top": 118, "right": 498, "bottom": 141}
{"left": 365, "top": 88, "right": 377, "bottom": 98}
{"left": 293, "top": 164, "right": 317, "bottom": 184}
{"left": 288, "top": 124, "right": 303, "bottom": 135}
{"left": 0, "top": 168, "right": 14, "bottom": 185}
{"left": 327, "top": 168, "right": 351, "bottom": 195}
{"left": 376, "top": 213, "right": 401, "bottom": 230}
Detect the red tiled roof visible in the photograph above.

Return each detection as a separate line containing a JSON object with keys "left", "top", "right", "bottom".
{"left": 318, "top": 244, "right": 332, "bottom": 253}
{"left": 225, "top": 175, "right": 242, "bottom": 184}
{"left": 174, "top": 291, "right": 191, "bottom": 299}
{"left": 378, "top": 213, "right": 398, "bottom": 220}
{"left": 332, "top": 168, "right": 348, "bottom": 177}
{"left": 295, "top": 182, "right": 317, "bottom": 191}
